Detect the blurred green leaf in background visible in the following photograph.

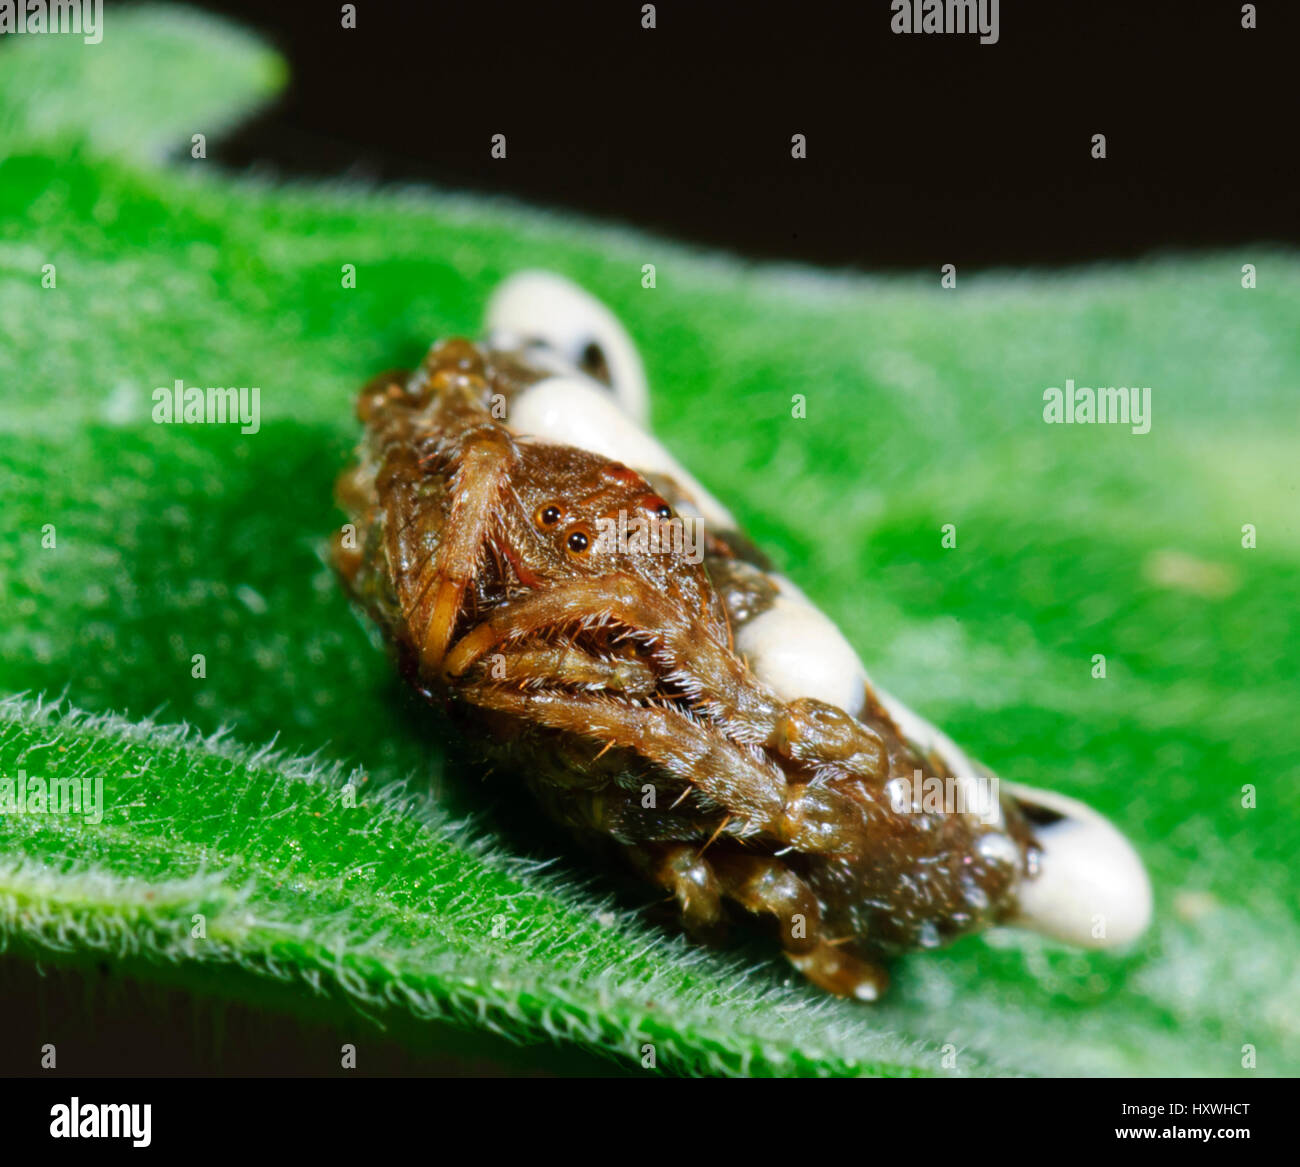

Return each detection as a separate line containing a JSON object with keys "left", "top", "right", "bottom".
{"left": 1, "top": 7, "right": 1297, "bottom": 1077}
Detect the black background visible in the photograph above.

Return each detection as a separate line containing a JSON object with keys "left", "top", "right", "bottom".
{"left": 166, "top": 0, "right": 1295, "bottom": 271}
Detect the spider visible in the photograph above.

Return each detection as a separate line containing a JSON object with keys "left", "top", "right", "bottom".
{"left": 332, "top": 272, "right": 1152, "bottom": 1000}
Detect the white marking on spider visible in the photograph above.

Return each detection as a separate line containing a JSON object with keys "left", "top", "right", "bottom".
{"left": 486, "top": 270, "right": 651, "bottom": 425}
{"left": 1003, "top": 782, "right": 1153, "bottom": 948}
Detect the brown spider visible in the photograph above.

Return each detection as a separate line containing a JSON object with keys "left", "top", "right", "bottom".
{"left": 332, "top": 272, "right": 1152, "bottom": 1000}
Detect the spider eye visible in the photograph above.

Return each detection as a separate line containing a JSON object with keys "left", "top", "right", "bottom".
{"left": 566, "top": 530, "right": 590, "bottom": 554}
{"left": 536, "top": 504, "right": 563, "bottom": 527}
{"left": 640, "top": 492, "right": 672, "bottom": 520}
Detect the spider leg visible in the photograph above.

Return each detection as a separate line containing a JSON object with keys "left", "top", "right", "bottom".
{"left": 442, "top": 575, "right": 772, "bottom": 724}
{"left": 785, "top": 940, "right": 891, "bottom": 1002}
{"left": 630, "top": 842, "right": 888, "bottom": 999}
{"left": 457, "top": 683, "right": 873, "bottom": 857}
{"left": 454, "top": 658, "right": 731, "bottom": 931}
{"left": 462, "top": 639, "right": 657, "bottom": 698}
{"left": 346, "top": 346, "right": 525, "bottom": 675}
{"left": 770, "top": 697, "right": 888, "bottom": 776}
{"left": 465, "top": 672, "right": 886, "bottom": 996}
{"left": 386, "top": 422, "right": 519, "bottom": 674}
{"left": 444, "top": 575, "right": 888, "bottom": 776}
{"left": 707, "top": 851, "right": 822, "bottom": 954}
{"left": 459, "top": 684, "right": 787, "bottom": 836}
{"left": 627, "top": 843, "right": 725, "bottom": 938}
{"left": 707, "top": 852, "right": 890, "bottom": 1001}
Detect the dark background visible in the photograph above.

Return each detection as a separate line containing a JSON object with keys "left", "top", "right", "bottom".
{"left": 161, "top": 0, "right": 1294, "bottom": 271}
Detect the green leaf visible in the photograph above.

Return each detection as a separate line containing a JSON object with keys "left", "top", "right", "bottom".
{"left": 2, "top": 6, "right": 1296, "bottom": 1076}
